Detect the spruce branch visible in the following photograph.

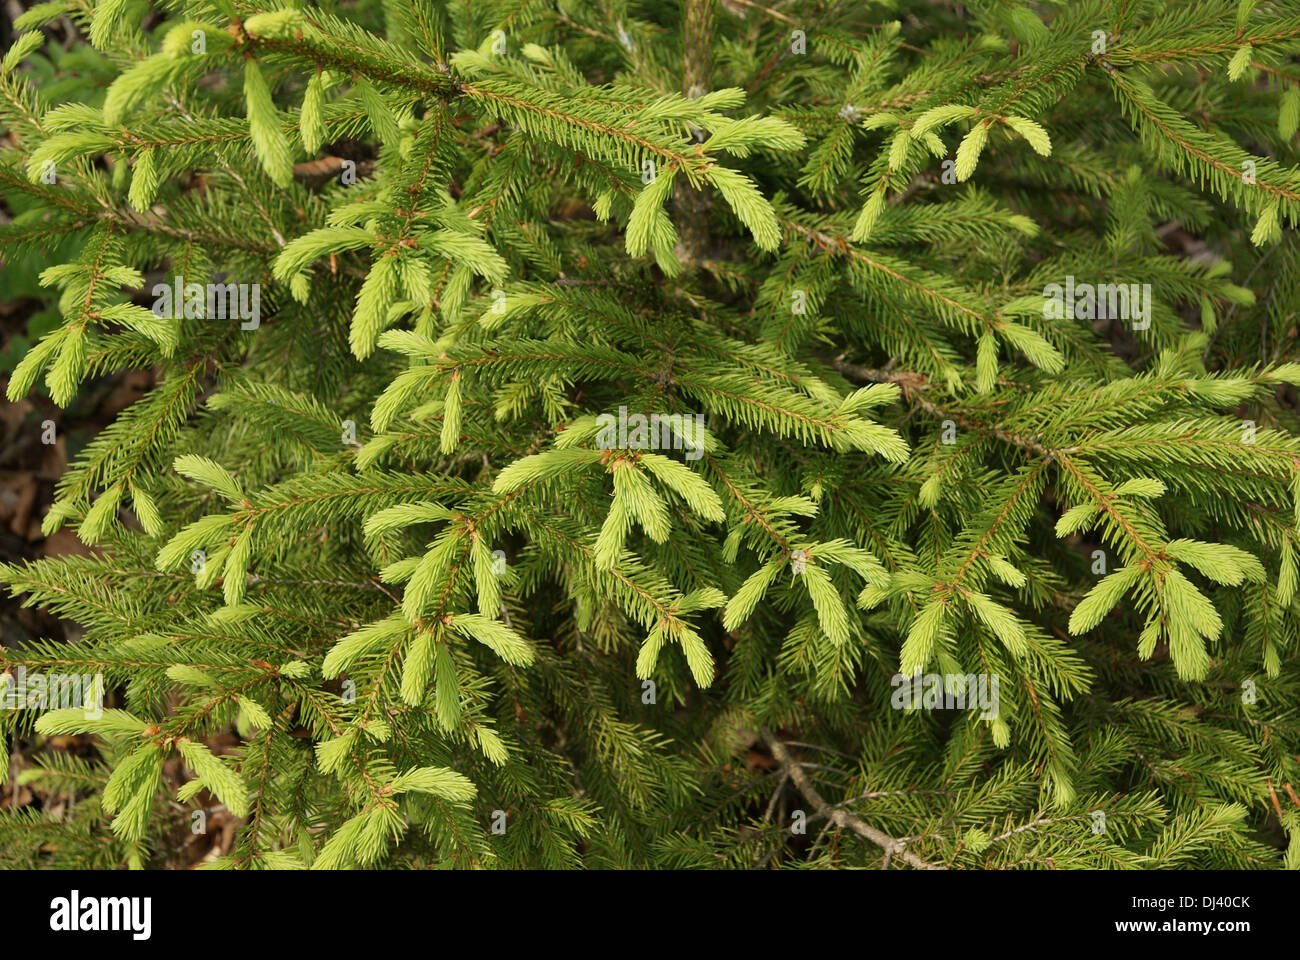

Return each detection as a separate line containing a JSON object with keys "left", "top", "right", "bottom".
{"left": 761, "top": 730, "right": 944, "bottom": 870}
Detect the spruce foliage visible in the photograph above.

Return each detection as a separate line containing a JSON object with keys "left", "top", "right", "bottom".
{"left": 2, "top": 0, "right": 1300, "bottom": 869}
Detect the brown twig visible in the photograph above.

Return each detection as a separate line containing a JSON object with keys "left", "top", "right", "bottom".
{"left": 760, "top": 729, "right": 944, "bottom": 869}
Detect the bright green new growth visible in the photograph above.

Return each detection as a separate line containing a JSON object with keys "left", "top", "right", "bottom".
{"left": 1, "top": 0, "right": 1300, "bottom": 870}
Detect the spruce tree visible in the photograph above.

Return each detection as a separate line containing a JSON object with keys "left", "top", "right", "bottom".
{"left": 1, "top": 0, "right": 1300, "bottom": 870}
